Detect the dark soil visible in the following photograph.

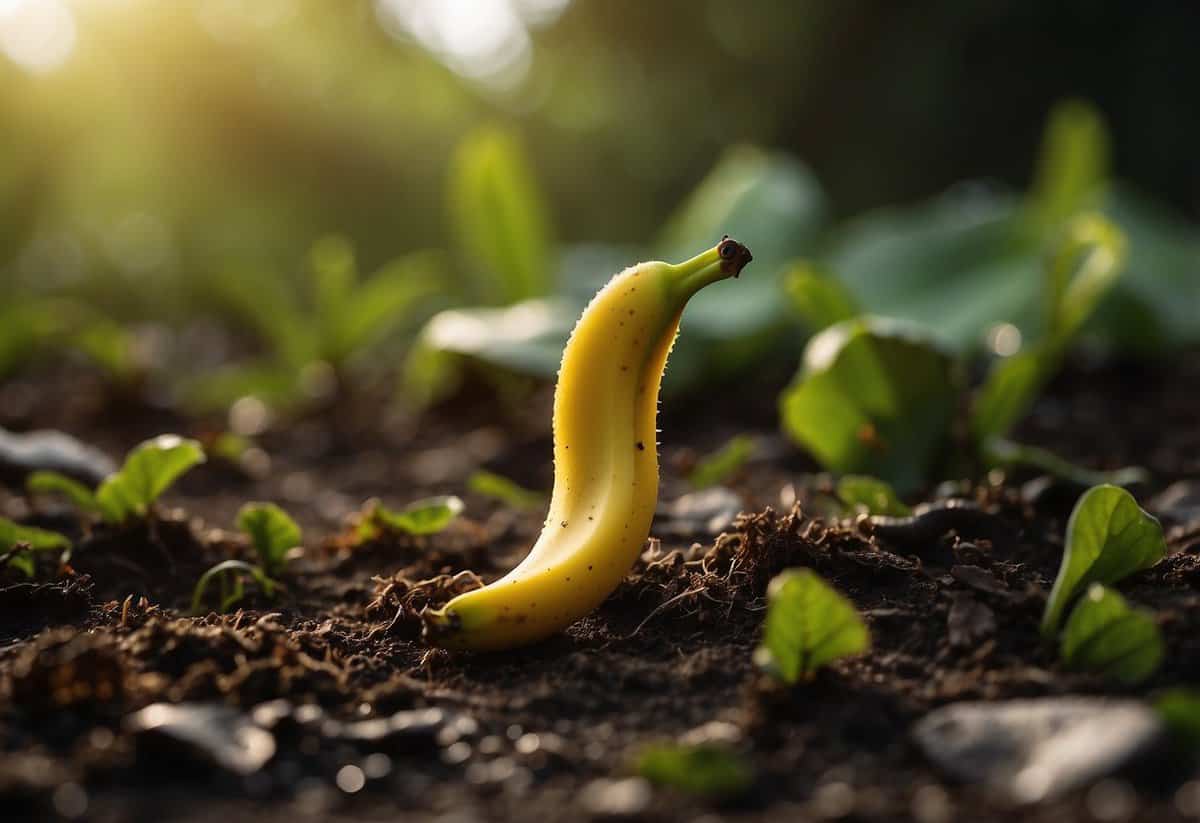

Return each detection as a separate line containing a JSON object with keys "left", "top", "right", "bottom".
{"left": 1, "top": 355, "right": 1198, "bottom": 822}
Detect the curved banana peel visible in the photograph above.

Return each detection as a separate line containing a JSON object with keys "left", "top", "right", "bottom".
{"left": 422, "top": 237, "right": 752, "bottom": 651}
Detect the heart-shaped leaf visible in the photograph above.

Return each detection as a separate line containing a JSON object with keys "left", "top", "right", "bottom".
{"left": 1060, "top": 584, "right": 1163, "bottom": 685}
{"left": 95, "top": 435, "right": 206, "bottom": 524}
{"left": 236, "top": 502, "right": 302, "bottom": 576}
{"left": 754, "top": 568, "right": 869, "bottom": 683}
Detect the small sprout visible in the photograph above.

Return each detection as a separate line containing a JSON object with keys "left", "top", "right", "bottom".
{"left": 635, "top": 743, "right": 753, "bottom": 798}
{"left": 467, "top": 470, "right": 546, "bottom": 510}
{"left": 27, "top": 471, "right": 100, "bottom": 514}
{"left": 1041, "top": 485, "right": 1165, "bottom": 638}
{"left": 0, "top": 517, "right": 71, "bottom": 576}
{"left": 688, "top": 435, "right": 756, "bottom": 490}
{"left": 1155, "top": 689, "right": 1200, "bottom": 757}
{"left": 356, "top": 495, "right": 465, "bottom": 543}
{"left": 191, "top": 559, "right": 278, "bottom": 615}
{"left": 30, "top": 435, "right": 205, "bottom": 526}
{"left": 754, "top": 568, "right": 869, "bottom": 683}
{"left": 236, "top": 502, "right": 301, "bottom": 577}
{"left": 1060, "top": 584, "right": 1163, "bottom": 685}
{"left": 836, "top": 474, "right": 911, "bottom": 517}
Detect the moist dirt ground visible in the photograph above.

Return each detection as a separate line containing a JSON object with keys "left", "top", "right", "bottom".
{"left": 1, "top": 354, "right": 1198, "bottom": 822}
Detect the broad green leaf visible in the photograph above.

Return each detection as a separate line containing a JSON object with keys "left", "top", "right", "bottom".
{"left": 1060, "top": 584, "right": 1162, "bottom": 685}
{"left": 688, "top": 435, "right": 756, "bottom": 490}
{"left": 969, "top": 349, "right": 1047, "bottom": 445}
{"left": 779, "top": 317, "right": 959, "bottom": 494}
{"left": 191, "top": 559, "right": 278, "bottom": 614}
{"left": 982, "top": 438, "right": 1148, "bottom": 489}
{"left": 0, "top": 517, "right": 70, "bottom": 576}
{"left": 636, "top": 744, "right": 753, "bottom": 797}
{"left": 657, "top": 145, "right": 826, "bottom": 342}
{"left": 754, "top": 568, "right": 869, "bottom": 683}
{"left": 363, "top": 495, "right": 464, "bottom": 539}
{"left": 1026, "top": 100, "right": 1110, "bottom": 237}
{"left": 467, "top": 470, "right": 545, "bottom": 510}
{"left": 826, "top": 190, "right": 1035, "bottom": 352}
{"left": 26, "top": 470, "right": 100, "bottom": 513}
{"left": 1155, "top": 689, "right": 1200, "bottom": 755}
{"left": 449, "top": 126, "right": 553, "bottom": 304}
{"left": 784, "top": 262, "right": 860, "bottom": 333}
{"left": 1041, "top": 485, "right": 1165, "bottom": 638}
{"left": 236, "top": 502, "right": 301, "bottom": 576}
{"left": 836, "top": 475, "right": 911, "bottom": 517}
{"left": 95, "top": 435, "right": 207, "bottom": 524}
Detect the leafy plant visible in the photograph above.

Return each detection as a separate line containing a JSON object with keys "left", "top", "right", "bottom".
{"left": 836, "top": 475, "right": 911, "bottom": 517}
{"left": 636, "top": 743, "right": 753, "bottom": 798}
{"left": 28, "top": 435, "right": 206, "bottom": 525}
{"left": 0, "top": 517, "right": 70, "bottom": 576}
{"left": 355, "top": 495, "right": 465, "bottom": 543}
{"left": 779, "top": 317, "right": 959, "bottom": 494}
{"left": 754, "top": 568, "right": 870, "bottom": 683}
{"left": 1059, "top": 584, "right": 1163, "bottom": 685}
{"left": 191, "top": 560, "right": 278, "bottom": 615}
{"left": 449, "top": 126, "right": 554, "bottom": 305}
{"left": 467, "top": 470, "right": 545, "bottom": 510}
{"left": 1041, "top": 485, "right": 1165, "bottom": 638}
{"left": 688, "top": 435, "right": 756, "bottom": 490}
{"left": 236, "top": 502, "right": 301, "bottom": 577}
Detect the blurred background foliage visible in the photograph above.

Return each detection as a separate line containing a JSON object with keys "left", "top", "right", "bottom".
{"left": 2, "top": 0, "right": 1199, "bottom": 415}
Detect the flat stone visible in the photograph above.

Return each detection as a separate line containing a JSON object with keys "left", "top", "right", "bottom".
{"left": 0, "top": 427, "right": 115, "bottom": 485}
{"left": 912, "top": 698, "right": 1163, "bottom": 804}
{"left": 655, "top": 487, "right": 743, "bottom": 537}
{"left": 126, "top": 703, "right": 275, "bottom": 775}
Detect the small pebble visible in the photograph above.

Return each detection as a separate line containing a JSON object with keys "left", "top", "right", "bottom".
{"left": 362, "top": 753, "right": 392, "bottom": 779}
{"left": 811, "top": 781, "right": 855, "bottom": 819}
{"left": 52, "top": 783, "right": 88, "bottom": 819}
{"left": 335, "top": 764, "right": 366, "bottom": 794}
{"left": 1086, "top": 779, "right": 1136, "bottom": 822}
{"left": 579, "top": 777, "right": 651, "bottom": 817}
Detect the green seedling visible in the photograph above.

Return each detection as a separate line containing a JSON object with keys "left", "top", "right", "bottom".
{"left": 1155, "top": 689, "right": 1200, "bottom": 757}
{"left": 1041, "top": 485, "right": 1165, "bottom": 638}
{"left": 467, "top": 470, "right": 545, "bottom": 510}
{"left": 192, "top": 501, "right": 299, "bottom": 613}
{"left": 1060, "top": 584, "right": 1163, "bottom": 685}
{"left": 191, "top": 236, "right": 444, "bottom": 411}
{"left": 354, "top": 495, "right": 465, "bottom": 544}
{"left": 28, "top": 435, "right": 206, "bottom": 525}
{"left": 636, "top": 743, "right": 753, "bottom": 798}
{"left": 836, "top": 475, "right": 911, "bottom": 517}
{"left": 982, "top": 438, "right": 1147, "bottom": 489}
{"left": 236, "top": 502, "right": 301, "bottom": 577}
{"left": 0, "top": 517, "right": 71, "bottom": 577}
{"left": 755, "top": 568, "right": 870, "bottom": 683}
{"left": 688, "top": 435, "right": 757, "bottom": 490}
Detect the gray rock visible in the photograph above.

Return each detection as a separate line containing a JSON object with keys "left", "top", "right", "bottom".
{"left": 912, "top": 698, "right": 1163, "bottom": 804}
{"left": 1149, "top": 481, "right": 1200, "bottom": 527}
{"left": 655, "top": 487, "right": 743, "bottom": 537}
{"left": 126, "top": 703, "right": 276, "bottom": 775}
{"left": 0, "top": 427, "right": 115, "bottom": 485}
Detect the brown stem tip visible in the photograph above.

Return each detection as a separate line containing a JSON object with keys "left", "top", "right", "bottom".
{"left": 718, "top": 235, "right": 753, "bottom": 277}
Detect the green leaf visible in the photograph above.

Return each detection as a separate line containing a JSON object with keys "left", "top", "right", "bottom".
{"left": 191, "top": 559, "right": 278, "bottom": 615}
{"left": 331, "top": 251, "right": 445, "bottom": 361}
{"left": 1041, "top": 485, "right": 1165, "bottom": 638}
{"left": 836, "top": 475, "right": 911, "bottom": 517}
{"left": 210, "top": 268, "right": 312, "bottom": 368}
{"left": 688, "top": 435, "right": 756, "bottom": 490}
{"left": 26, "top": 470, "right": 100, "bottom": 513}
{"left": 1155, "top": 689, "right": 1200, "bottom": 755}
{"left": 364, "top": 495, "right": 464, "bottom": 539}
{"left": 982, "top": 438, "right": 1148, "bottom": 489}
{"left": 236, "top": 502, "right": 301, "bottom": 576}
{"left": 72, "top": 319, "right": 139, "bottom": 381}
{"left": 467, "top": 470, "right": 545, "bottom": 510}
{"left": 656, "top": 145, "right": 826, "bottom": 342}
{"left": 784, "top": 262, "right": 860, "bottom": 334}
{"left": 969, "top": 348, "right": 1048, "bottom": 446}
{"left": 1027, "top": 100, "right": 1110, "bottom": 238}
{"left": 0, "top": 517, "right": 70, "bottom": 576}
{"left": 94, "top": 435, "right": 207, "bottom": 524}
{"left": 779, "top": 317, "right": 959, "bottom": 494}
{"left": 449, "top": 126, "right": 553, "bottom": 304}
{"left": 754, "top": 568, "right": 869, "bottom": 683}
{"left": 1060, "top": 584, "right": 1162, "bottom": 685}
{"left": 180, "top": 361, "right": 303, "bottom": 414}
{"left": 1044, "top": 214, "right": 1127, "bottom": 346}
{"left": 636, "top": 744, "right": 753, "bottom": 797}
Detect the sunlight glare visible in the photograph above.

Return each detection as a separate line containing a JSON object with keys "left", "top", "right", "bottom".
{"left": 0, "top": 0, "right": 77, "bottom": 74}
